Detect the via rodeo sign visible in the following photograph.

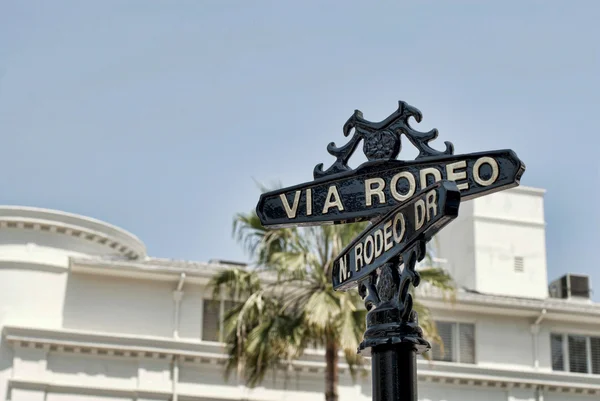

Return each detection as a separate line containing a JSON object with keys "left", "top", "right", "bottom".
{"left": 256, "top": 100, "right": 525, "bottom": 290}
{"left": 256, "top": 101, "right": 525, "bottom": 229}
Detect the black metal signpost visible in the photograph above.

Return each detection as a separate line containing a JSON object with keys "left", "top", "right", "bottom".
{"left": 255, "top": 100, "right": 525, "bottom": 401}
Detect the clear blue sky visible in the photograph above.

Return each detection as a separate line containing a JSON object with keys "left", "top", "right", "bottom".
{"left": 1, "top": 1, "right": 599, "bottom": 299}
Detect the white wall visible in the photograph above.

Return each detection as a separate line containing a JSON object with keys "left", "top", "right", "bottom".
{"left": 0, "top": 210, "right": 150, "bottom": 332}
{"left": 473, "top": 219, "right": 547, "bottom": 299}
{"left": 473, "top": 189, "right": 545, "bottom": 225}
{"left": 435, "top": 200, "right": 476, "bottom": 290}
{"left": 419, "top": 383, "right": 508, "bottom": 401}
{"left": 435, "top": 187, "right": 548, "bottom": 299}
{"left": 177, "top": 284, "right": 205, "bottom": 340}
{"left": 47, "top": 353, "right": 138, "bottom": 389}
{"left": 472, "top": 188, "right": 548, "bottom": 299}
{"left": 45, "top": 395, "right": 133, "bottom": 401}
{"left": 475, "top": 314, "right": 536, "bottom": 370}
{"left": 543, "top": 393, "right": 599, "bottom": 401}
{"left": 0, "top": 263, "right": 67, "bottom": 329}
{"left": 62, "top": 273, "right": 175, "bottom": 338}
{"left": 0, "top": 339, "right": 14, "bottom": 401}
{"left": 425, "top": 307, "right": 537, "bottom": 370}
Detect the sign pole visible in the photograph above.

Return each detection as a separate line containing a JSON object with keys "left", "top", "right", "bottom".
{"left": 371, "top": 342, "right": 417, "bottom": 401}
{"left": 255, "top": 99, "right": 525, "bottom": 401}
{"left": 358, "top": 242, "right": 429, "bottom": 401}
{"left": 333, "top": 180, "right": 460, "bottom": 401}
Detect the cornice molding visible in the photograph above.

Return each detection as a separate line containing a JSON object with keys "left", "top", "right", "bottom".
{"left": 3, "top": 326, "right": 346, "bottom": 374}
{"left": 0, "top": 208, "right": 146, "bottom": 260}
{"left": 472, "top": 214, "right": 546, "bottom": 228}
{"left": 0, "top": 217, "right": 142, "bottom": 260}
{"left": 69, "top": 257, "right": 226, "bottom": 284}
{"left": 69, "top": 257, "right": 278, "bottom": 285}
{"left": 5, "top": 326, "right": 600, "bottom": 397}
{"left": 417, "top": 285, "right": 600, "bottom": 318}
{"left": 505, "top": 185, "right": 546, "bottom": 196}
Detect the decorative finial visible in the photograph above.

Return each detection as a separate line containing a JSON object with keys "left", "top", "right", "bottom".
{"left": 314, "top": 101, "right": 454, "bottom": 179}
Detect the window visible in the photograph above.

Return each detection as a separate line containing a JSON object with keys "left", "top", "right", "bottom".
{"left": 551, "top": 333, "right": 600, "bottom": 374}
{"left": 430, "top": 322, "right": 475, "bottom": 364}
{"left": 459, "top": 323, "right": 476, "bottom": 364}
{"left": 201, "top": 299, "right": 242, "bottom": 342}
{"left": 569, "top": 335, "right": 588, "bottom": 373}
{"left": 431, "top": 322, "right": 453, "bottom": 362}
{"left": 550, "top": 333, "right": 564, "bottom": 371}
{"left": 592, "top": 338, "right": 600, "bottom": 374}
{"left": 514, "top": 256, "right": 524, "bottom": 272}
{"left": 202, "top": 300, "right": 220, "bottom": 341}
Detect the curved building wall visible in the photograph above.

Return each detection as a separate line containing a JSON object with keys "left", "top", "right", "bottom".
{"left": 0, "top": 206, "right": 148, "bottom": 400}
{"left": 0, "top": 206, "right": 146, "bottom": 330}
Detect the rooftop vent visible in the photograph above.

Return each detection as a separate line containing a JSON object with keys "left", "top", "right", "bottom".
{"left": 208, "top": 259, "right": 248, "bottom": 267}
{"left": 549, "top": 274, "right": 591, "bottom": 300}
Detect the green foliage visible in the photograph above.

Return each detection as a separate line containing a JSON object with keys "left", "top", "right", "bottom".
{"left": 210, "top": 207, "right": 456, "bottom": 389}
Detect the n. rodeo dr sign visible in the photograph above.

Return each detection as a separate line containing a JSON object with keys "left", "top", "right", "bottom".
{"left": 331, "top": 180, "right": 460, "bottom": 290}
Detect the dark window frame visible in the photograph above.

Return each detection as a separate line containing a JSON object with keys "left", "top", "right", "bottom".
{"left": 201, "top": 298, "right": 242, "bottom": 342}
{"left": 550, "top": 332, "right": 600, "bottom": 375}
{"left": 430, "top": 321, "right": 476, "bottom": 364}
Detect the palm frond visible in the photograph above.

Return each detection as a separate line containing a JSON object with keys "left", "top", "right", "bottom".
{"left": 412, "top": 300, "right": 444, "bottom": 361}
{"left": 215, "top": 205, "right": 455, "bottom": 390}
{"left": 418, "top": 267, "right": 454, "bottom": 292}
{"left": 304, "top": 288, "right": 340, "bottom": 330}
{"left": 251, "top": 178, "right": 283, "bottom": 194}
{"left": 209, "top": 267, "right": 262, "bottom": 301}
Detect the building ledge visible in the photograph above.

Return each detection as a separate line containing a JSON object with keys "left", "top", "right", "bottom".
{"left": 68, "top": 256, "right": 277, "bottom": 285}
{"left": 507, "top": 185, "right": 546, "bottom": 196}
{"left": 8, "top": 378, "right": 250, "bottom": 401}
{"left": 3, "top": 325, "right": 349, "bottom": 374}
{"left": 418, "top": 360, "right": 600, "bottom": 393}
{"left": 472, "top": 214, "right": 546, "bottom": 228}
{"left": 69, "top": 257, "right": 225, "bottom": 284}
{"left": 4, "top": 325, "right": 600, "bottom": 395}
{"left": 418, "top": 285, "right": 600, "bottom": 321}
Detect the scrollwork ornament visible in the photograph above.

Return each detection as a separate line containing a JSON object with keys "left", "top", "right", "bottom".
{"left": 375, "top": 263, "right": 397, "bottom": 303}
{"left": 314, "top": 100, "right": 454, "bottom": 179}
{"left": 357, "top": 240, "right": 430, "bottom": 354}
{"left": 358, "top": 273, "right": 380, "bottom": 311}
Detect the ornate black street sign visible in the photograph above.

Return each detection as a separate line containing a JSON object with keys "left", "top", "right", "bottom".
{"left": 332, "top": 180, "right": 460, "bottom": 291}
{"left": 254, "top": 99, "right": 526, "bottom": 401}
{"left": 256, "top": 101, "right": 525, "bottom": 229}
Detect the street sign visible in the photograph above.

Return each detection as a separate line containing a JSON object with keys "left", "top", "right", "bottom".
{"left": 254, "top": 99, "right": 526, "bottom": 401}
{"left": 331, "top": 180, "right": 460, "bottom": 291}
{"left": 256, "top": 149, "right": 524, "bottom": 228}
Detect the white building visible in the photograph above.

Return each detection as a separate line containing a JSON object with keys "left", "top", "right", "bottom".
{"left": 0, "top": 186, "right": 599, "bottom": 401}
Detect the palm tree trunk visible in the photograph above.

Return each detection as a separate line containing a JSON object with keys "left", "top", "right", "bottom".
{"left": 325, "top": 337, "right": 339, "bottom": 401}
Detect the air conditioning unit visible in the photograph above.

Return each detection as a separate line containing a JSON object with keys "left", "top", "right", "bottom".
{"left": 549, "top": 274, "right": 591, "bottom": 299}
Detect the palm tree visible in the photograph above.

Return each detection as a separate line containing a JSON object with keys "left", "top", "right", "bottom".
{"left": 209, "top": 210, "right": 454, "bottom": 401}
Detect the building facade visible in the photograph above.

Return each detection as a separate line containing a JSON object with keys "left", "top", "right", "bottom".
{"left": 0, "top": 186, "right": 599, "bottom": 401}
